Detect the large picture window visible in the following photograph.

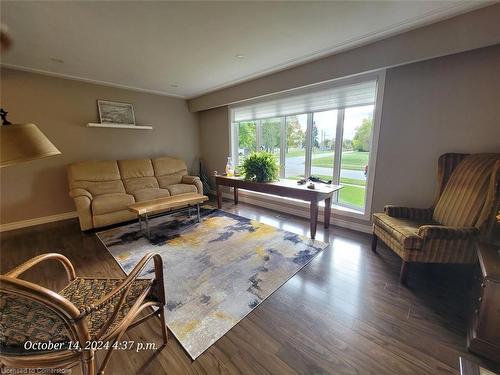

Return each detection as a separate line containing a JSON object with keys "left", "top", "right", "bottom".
{"left": 231, "top": 72, "right": 384, "bottom": 215}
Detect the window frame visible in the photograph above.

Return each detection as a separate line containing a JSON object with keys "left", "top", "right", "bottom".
{"left": 229, "top": 70, "right": 386, "bottom": 220}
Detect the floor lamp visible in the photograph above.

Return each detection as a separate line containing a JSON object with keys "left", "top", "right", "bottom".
{"left": 0, "top": 108, "right": 61, "bottom": 167}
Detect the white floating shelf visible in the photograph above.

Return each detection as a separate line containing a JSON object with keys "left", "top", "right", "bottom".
{"left": 87, "top": 123, "right": 153, "bottom": 130}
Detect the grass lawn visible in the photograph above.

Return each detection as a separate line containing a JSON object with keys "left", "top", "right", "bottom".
{"left": 339, "top": 185, "right": 365, "bottom": 208}
{"left": 285, "top": 149, "right": 332, "bottom": 158}
{"left": 311, "top": 151, "right": 369, "bottom": 170}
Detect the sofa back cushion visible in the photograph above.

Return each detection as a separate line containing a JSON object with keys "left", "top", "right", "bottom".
{"left": 67, "top": 160, "right": 125, "bottom": 196}
{"left": 118, "top": 159, "right": 159, "bottom": 193}
{"left": 152, "top": 156, "right": 187, "bottom": 188}
{"left": 433, "top": 153, "right": 500, "bottom": 228}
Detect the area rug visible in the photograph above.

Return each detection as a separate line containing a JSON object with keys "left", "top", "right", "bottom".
{"left": 97, "top": 208, "right": 327, "bottom": 359}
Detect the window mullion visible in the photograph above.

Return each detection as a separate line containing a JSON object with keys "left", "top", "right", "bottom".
{"left": 332, "top": 109, "right": 344, "bottom": 202}
{"left": 233, "top": 122, "right": 239, "bottom": 166}
{"left": 279, "top": 117, "right": 286, "bottom": 178}
{"left": 256, "top": 120, "right": 261, "bottom": 151}
{"left": 305, "top": 113, "right": 313, "bottom": 178}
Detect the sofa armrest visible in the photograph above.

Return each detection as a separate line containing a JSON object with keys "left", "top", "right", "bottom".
{"left": 69, "top": 188, "right": 93, "bottom": 200}
{"left": 384, "top": 205, "right": 433, "bottom": 220}
{"left": 417, "top": 225, "right": 479, "bottom": 240}
{"left": 182, "top": 175, "right": 203, "bottom": 194}
{"left": 182, "top": 175, "right": 200, "bottom": 184}
{"left": 68, "top": 189, "right": 93, "bottom": 230}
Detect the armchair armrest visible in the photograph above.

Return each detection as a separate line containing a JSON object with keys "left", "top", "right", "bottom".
{"left": 417, "top": 225, "right": 479, "bottom": 240}
{"left": 384, "top": 205, "right": 434, "bottom": 220}
{"left": 4, "top": 253, "right": 76, "bottom": 283}
{"left": 69, "top": 188, "right": 92, "bottom": 200}
{"left": 182, "top": 175, "right": 201, "bottom": 184}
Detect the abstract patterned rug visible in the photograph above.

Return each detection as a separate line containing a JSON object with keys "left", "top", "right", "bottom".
{"left": 97, "top": 208, "right": 327, "bottom": 359}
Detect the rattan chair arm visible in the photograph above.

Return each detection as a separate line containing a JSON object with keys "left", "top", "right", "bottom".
{"left": 4, "top": 253, "right": 76, "bottom": 282}
{"left": 77, "top": 253, "right": 161, "bottom": 317}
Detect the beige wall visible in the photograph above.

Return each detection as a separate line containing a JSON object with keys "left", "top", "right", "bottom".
{"left": 197, "top": 45, "right": 500, "bottom": 222}
{"left": 199, "top": 106, "right": 229, "bottom": 189}
{"left": 188, "top": 4, "right": 500, "bottom": 112}
{"left": 0, "top": 68, "right": 199, "bottom": 224}
{"left": 372, "top": 45, "right": 500, "bottom": 213}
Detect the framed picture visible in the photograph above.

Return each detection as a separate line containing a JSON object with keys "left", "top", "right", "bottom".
{"left": 97, "top": 100, "right": 136, "bottom": 125}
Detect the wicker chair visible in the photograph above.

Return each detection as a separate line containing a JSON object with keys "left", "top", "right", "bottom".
{"left": 0, "top": 252, "right": 167, "bottom": 374}
{"left": 371, "top": 153, "right": 500, "bottom": 284}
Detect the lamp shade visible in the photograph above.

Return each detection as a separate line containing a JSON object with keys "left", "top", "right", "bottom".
{"left": 0, "top": 123, "right": 61, "bottom": 167}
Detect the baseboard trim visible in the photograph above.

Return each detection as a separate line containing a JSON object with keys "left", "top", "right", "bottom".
{"left": 0, "top": 211, "right": 78, "bottom": 232}
{"left": 219, "top": 191, "right": 371, "bottom": 234}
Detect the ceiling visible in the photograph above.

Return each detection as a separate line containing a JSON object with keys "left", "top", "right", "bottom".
{"left": 0, "top": 1, "right": 489, "bottom": 98}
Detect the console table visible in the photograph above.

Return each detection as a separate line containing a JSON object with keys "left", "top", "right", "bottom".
{"left": 468, "top": 242, "right": 500, "bottom": 363}
{"left": 215, "top": 176, "right": 342, "bottom": 239}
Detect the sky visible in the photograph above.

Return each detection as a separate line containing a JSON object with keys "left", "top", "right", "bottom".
{"left": 313, "top": 105, "right": 374, "bottom": 140}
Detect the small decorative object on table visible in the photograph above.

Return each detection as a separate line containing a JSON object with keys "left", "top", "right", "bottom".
{"left": 241, "top": 151, "right": 279, "bottom": 183}
{"left": 225, "top": 156, "right": 235, "bottom": 177}
{"left": 97, "top": 100, "right": 135, "bottom": 125}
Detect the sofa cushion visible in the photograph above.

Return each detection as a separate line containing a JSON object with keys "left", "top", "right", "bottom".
{"left": 123, "top": 177, "right": 159, "bottom": 194}
{"left": 67, "top": 160, "right": 125, "bottom": 195}
{"left": 133, "top": 188, "right": 171, "bottom": 202}
{"left": 433, "top": 154, "right": 500, "bottom": 227}
{"left": 157, "top": 175, "right": 183, "bottom": 188}
{"left": 166, "top": 184, "right": 197, "bottom": 196}
{"left": 118, "top": 159, "right": 160, "bottom": 194}
{"left": 152, "top": 156, "right": 187, "bottom": 177}
{"left": 118, "top": 159, "right": 154, "bottom": 179}
{"left": 92, "top": 193, "right": 135, "bottom": 215}
{"left": 373, "top": 213, "right": 436, "bottom": 250}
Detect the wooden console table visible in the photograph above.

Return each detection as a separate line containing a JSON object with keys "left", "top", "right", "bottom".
{"left": 215, "top": 176, "right": 342, "bottom": 239}
{"left": 468, "top": 242, "right": 500, "bottom": 363}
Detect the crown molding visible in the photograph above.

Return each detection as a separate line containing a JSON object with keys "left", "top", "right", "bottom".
{"left": 0, "top": 64, "right": 188, "bottom": 99}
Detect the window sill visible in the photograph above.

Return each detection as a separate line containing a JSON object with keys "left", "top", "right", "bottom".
{"left": 230, "top": 189, "right": 370, "bottom": 221}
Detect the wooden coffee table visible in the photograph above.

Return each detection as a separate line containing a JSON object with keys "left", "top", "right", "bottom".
{"left": 128, "top": 193, "right": 208, "bottom": 238}
{"left": 215, "top": 176, "right": 342, "bottom": 239}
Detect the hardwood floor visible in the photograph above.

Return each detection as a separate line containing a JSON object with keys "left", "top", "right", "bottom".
{"left": 1, "top": 201, "right": 498, "bottom": 374}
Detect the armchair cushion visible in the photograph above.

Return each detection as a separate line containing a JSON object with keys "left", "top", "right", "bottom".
{"left": 373, "top": 213, "right": 436, "bottom": 250}
{"left": 59, "top": 278, "right": 152, "bottom": 338}
{"left": 417, "top": 225, "right": 479, "bottom": 240}
{"left": 384, "top": 205, "right": 434, "bottom": 220}
{"left": 433, "top": 154, "right": 499, "bottom": 227}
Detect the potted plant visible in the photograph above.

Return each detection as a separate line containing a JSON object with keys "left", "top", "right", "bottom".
{"left": 241, "top": 151, "right": 279, "bottom": 183}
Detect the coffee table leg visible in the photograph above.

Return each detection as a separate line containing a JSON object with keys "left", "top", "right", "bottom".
{"left": 197, "top": 204, "right": 201, "bottom": 223}
{"left": 145, "top": 213, "right": 150, "bottom": 239}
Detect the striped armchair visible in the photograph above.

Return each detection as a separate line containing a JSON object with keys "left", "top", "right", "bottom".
{"left": 371, "top": 153, "right": 500, "bottom": 284}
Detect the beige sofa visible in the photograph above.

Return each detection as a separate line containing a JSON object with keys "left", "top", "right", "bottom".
{"left": 67, "top": 156, "right": 202, "bottom": 230}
